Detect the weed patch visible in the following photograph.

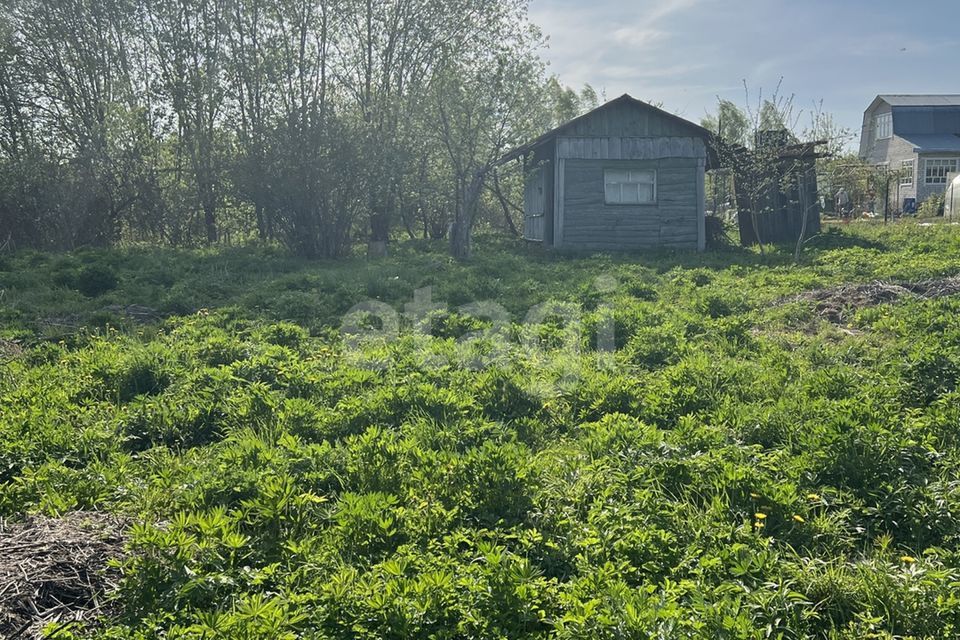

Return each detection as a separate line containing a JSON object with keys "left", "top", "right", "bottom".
{"left": 3, "top": 224, "right": 960, "bottom": 637}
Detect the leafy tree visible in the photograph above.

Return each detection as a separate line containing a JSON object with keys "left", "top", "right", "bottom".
{"left": 145, "top": 0, "right": 229, "bottom": 245}
{"left": 701, "top": 99, "right": 749, "bottom": 147}
{"left": 431, "top": 9, "right": 544, "bottom": 260}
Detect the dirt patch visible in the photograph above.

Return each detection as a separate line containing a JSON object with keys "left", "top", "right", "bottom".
{"left": 786, "top": 275, "right": 960, "bottom": 324}
{"left": 0, "top": 512, "right": 127, "bottom": 639}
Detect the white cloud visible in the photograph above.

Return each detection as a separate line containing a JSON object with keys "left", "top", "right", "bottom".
{"left": 644, "top": 0, "right": 703, "bottom": 22}
{"left": 611, "top": 27, "right": 666, "bottom": 49}
{"left": 601, "top": 62, "right": 708, "bottom": 82}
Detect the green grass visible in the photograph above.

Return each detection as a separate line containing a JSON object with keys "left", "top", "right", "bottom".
{"left": 4, "top": 221, "right": 960, "bottom": 638}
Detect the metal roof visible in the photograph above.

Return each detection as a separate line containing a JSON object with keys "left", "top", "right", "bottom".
{"left": 893, "top": 106, "right": 960, "bottom": 135}
{"left": 880, "top": 95, "right": 960, "bottom": 107}
{"left": 898, "top": 133, "right": 960, "bottom": 153}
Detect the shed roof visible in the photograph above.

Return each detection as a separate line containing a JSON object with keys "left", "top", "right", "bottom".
{"left": 500, "top": 94, "right": 713, "bottom": 164}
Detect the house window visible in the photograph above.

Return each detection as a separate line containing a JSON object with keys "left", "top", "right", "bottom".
{"left": 604, "top": 169, "right": 656, "bottom": 205}
{"left": 874, "top": 113, "right": 892, "bottom": 140}
{"left": 901, "top": 160, "right": 914, "bottom": 187}
{"left": 925, "top": 158, "right": 958, "bottom": 185}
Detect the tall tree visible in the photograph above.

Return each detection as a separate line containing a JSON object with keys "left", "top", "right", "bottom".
{"left": 225, "top": 0, "right": 274, "bottom": 239}
{"left": 431, "top": 5, "right": 544, "bottom": 259}
{"left": 146, "top": 0, "right": 228, "bottom": 244}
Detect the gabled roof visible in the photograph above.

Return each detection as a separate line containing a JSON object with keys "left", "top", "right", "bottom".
{"left": 865, "top": 95, "right": 960, "bottom": 115}
{"left": 500, "top": 94, "right": 713, "bottom": 164}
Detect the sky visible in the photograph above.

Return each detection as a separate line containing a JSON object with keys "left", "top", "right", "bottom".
{"left": 529, "top": 0, "right": 960, "bottom": 148}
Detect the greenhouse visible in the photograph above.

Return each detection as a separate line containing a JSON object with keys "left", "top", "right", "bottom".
{"left": 948, "top": 174, "right": 960, "bottom": 220}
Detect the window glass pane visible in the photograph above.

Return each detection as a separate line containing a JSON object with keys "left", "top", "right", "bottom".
{"left": 638, "top": 184, "right": 655, "bottom": 203}
{"left": 631, "top": 170, "right": 655, "bottom": 185}
{"left": 621, "top": 184, "right": 641, "bottom": 204}
{"left": 605, "top": 170, "right": 628, "bottom": 184}
{"left": 605, "top": 183, "right": 621, "bottom": 203}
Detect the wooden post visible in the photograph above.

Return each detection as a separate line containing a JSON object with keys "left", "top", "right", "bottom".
{"left": 554, "top": 154, "right": 565, "bottom": 248}
{"left": 883, "top": 170, "right": 890, "bottom": 224}
{"left": 697, "top": 158, "right": 706, "bottom": 252}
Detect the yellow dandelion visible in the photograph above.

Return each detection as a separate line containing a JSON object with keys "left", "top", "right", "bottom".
{"left": 754, "top": 513, "right": 767, "bottom": 520}
{"left": 793, "top": 515, "right": 805, "bottom": 523}
{"left": 900, "top": 555, "right": 916, "bottom": 564}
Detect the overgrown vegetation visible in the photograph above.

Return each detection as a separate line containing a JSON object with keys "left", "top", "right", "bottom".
{"left": 0, "top": 0, "right": 598, "bottom": 260}
{"left": 4, "top": 223, "right": 960, "bottom": 638}
{"left": 918, "top": 193, "right": 945, "bottom": 219}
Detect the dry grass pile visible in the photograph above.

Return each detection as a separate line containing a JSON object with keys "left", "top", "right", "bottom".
{"left": 788, "top": 276, "right": 960, "bottom": 324}
{"left": 0, "top": 512, "right": 126, "bottom": 639}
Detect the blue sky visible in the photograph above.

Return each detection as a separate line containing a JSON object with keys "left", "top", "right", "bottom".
{"left": 530, "top": 0, "right": 960, "bottom": 146}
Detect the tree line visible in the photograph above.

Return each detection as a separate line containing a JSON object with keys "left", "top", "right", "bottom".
{"left": 0, "top": 0, "right": 597, "bottom": 258}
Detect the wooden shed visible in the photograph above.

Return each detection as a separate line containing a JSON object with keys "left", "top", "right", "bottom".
{"left": 502, "top": 94, "right": 714, "bottom": 251}
{"left": 731, "top": 137, "right": 826, "bottom": 246}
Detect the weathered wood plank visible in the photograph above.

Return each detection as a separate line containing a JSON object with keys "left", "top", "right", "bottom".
{"left": 556, "top": 157, "right": 565, "bottom": 247}
{"left": 696, "top": 158, "right": 706, "bottom": 251}
{"left": 557, "top": 137, "right": 706, "bottom": 160}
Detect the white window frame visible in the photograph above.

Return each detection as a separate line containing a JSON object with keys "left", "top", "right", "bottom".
{"left": 874, "top": 113, "right": 892, "bottom": 140}
{"left": 604, "top": 169, "right": 657, "bottom": 205}
{"left": 925, "top": 158, "right": 959, "bottom": 185}
{"left": 900, "top": 160, "right": 914, "bottom": 187}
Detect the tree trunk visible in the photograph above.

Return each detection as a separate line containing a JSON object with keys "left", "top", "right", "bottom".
{"left": 204, "top": 201, "right": 218, "bottom": 244}
{"left": 449, "top": 215, "right": 471, "bottom": 260}
{"left": 449, "top": 174, "right": 483, "bottom": 260}
{"left": 749, "top": 195, "right": 765, "bottom": 256}
{"left": 256, "top": 203, "right": 266, "bottom": 240}
{"left": 794, "top": 174, "right": 810, "bottom": 264}
{"left": 367, "top": 208, "right": 389, "bottom": 257}
{"left": 491, "top": 170, "right": 520, "bottom": 237}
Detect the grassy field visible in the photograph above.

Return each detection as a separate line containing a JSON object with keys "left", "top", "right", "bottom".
{"left": 4, "top": 222, "right": 960, "bottom": 638}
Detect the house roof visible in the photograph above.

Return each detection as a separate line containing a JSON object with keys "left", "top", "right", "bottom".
{"left": 499, "top": 94, "right": 714, "bottom": 164}
{"left": 879, "top": 95, "right": 960, "bottom": 107}
{"left": 898, "top": 133, "right": 960, "bottom": 153}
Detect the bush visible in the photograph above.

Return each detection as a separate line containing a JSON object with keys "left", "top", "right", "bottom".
{"left": 52, "top": 262, "right": 119, "bottom": 297}
{"left": 918, "top": 193, "right": 945, "bottom": 219}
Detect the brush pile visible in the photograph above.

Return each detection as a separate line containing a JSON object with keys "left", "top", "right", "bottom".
{"left": 0, "top": 513, "right": 126, "bottom": 639}
{"left": 788, "top": 275, "right": 960, "bottom": 324}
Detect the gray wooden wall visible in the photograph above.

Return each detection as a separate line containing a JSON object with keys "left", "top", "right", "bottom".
{"left": 554, "top": 133, "right": 706, "bottom": 251}
{"left": 561, "top": 157, "right": 702, "bottom": 250}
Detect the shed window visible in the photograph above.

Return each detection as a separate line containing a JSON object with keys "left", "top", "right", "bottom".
{"left": 604, "top": 169, "right": 656, "bottom": 205}
{"left": 874, "top": 113, "right": 892, "bottom": 140}
{"left": 925, "top": 158, "right": 958, "bottom": 185}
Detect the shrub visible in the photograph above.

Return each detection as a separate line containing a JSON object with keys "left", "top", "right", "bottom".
{"left": 53, "top": 263, "right": 119, "bottom": 297}
{"left": 918, "top": 193, "right": 944, "bottom": 219}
